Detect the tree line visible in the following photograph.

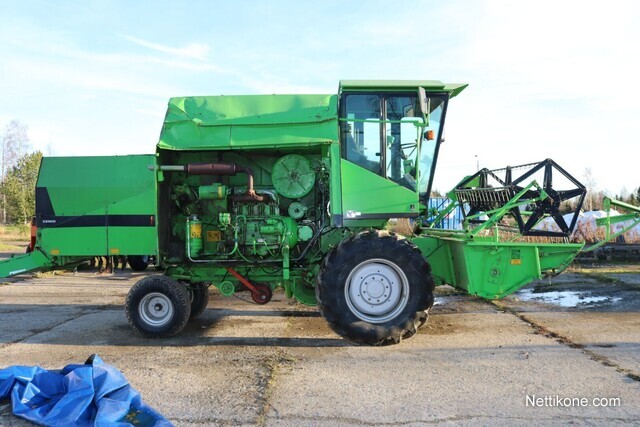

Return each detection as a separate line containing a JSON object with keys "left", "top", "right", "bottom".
{"left": 1, "top": 120, "right": 42, "bottom": 225}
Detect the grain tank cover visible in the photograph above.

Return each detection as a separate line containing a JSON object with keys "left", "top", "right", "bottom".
{"left": 158, "top": 94, "right": 339, "bottom": 151}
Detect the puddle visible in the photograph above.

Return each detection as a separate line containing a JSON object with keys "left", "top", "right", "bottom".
{"left": 433, "top": 296, "right": 461, "bottom": 306}
{"left": 515, "top": 290, "right": 621, "bottom": 307}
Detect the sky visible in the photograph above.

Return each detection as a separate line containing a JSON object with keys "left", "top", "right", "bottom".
{"left": 1, "top": 0, "right": 639, "bottom": 195}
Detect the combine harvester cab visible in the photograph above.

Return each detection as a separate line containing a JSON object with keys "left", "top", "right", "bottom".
{"left": 0, "top": 155, "right": 159, "bottom": 277}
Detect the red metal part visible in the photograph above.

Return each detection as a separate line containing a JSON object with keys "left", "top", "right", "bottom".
{"left": 225, "top": 267, "right": 260, "bottom": 294}
{"left": 250, "top": 283, "right": 273, "bottom": 304}
{"left": 225, "top": 267, "right": 272, "bottom": 304}
{"left": 27, "top": 216, "right": 37, "bottom": 253}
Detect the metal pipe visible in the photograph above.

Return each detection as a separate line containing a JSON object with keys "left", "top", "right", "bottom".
{"left": 157, "top": 163, "right": 264, "bottom": 202}
{"left": 186, "top": 163, "right": 238, "bottom": 175}
{"left": 234, "top": 166, "right": 263, "bottom": 201}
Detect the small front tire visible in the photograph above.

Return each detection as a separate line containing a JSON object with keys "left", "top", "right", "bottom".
{"left": 128, "top": 255, "right": 150, "bottom": 272}
{"left": 125, "top": 276, "right": 191, "bottom": 337}
{"left": 188, "top": 283, "right": 210, "bottom": 319}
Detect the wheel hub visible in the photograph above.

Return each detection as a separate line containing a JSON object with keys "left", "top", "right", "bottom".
{"left": 139, "top": 292, "right": 174, "bottom": 327}
{"left": 345, "top": 259, "right": 409, "bottom": 323}
{"left": 362, "top": 276, "right": 388, "bottom": 301}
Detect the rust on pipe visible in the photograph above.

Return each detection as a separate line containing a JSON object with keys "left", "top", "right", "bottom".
{"left": 186, "top": 163, "right": 238, "bottom": 175}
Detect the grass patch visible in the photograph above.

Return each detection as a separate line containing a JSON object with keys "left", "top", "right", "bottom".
{"left": 569, "top": 263, "right": 640, "bottom": 274}
{"left": 386, "top": 218, "right": 416, "bottom": 236}
{"left": 0, "top": 224, "right": 30, "bottom": 241}
{"left": 0, "top": 242, "right": 24, "bottom": 252}
{"left": 0, "top": 225, "right": 29, "bottom": 253}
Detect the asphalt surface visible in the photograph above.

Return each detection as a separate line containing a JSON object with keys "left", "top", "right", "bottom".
{"left": 1, "top": 265, "right": 639, "bottom": 426}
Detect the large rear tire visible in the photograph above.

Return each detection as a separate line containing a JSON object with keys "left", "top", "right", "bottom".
{"left": 125, "top": 276, "right": 191, "bottom": 337}
{"left": 316, "top": 230, "right": 434, "bottom": 345}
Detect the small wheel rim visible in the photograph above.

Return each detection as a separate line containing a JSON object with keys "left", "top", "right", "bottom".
{"left": 139, "top": 292, "right": 174, "bottom": 327}
{"left": 345, "top": 258, "right": 409, "bottom": 323}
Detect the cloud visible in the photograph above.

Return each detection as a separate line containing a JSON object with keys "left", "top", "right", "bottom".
{"left": 121, "top": 35, "right": 210, "bottom": 61}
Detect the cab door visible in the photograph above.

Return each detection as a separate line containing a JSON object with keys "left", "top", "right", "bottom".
{"left": 339, "top": 92, "right": 422, "bottom": 224}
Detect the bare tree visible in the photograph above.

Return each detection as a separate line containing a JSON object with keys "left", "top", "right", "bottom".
{"left": 582, "top": 168, "right": 597, "bottom": 212}
{"left": 619, "top": 186, "right": 628, "bottom": 200}
{"left": 1, "top": 120, "right": 31, "bottom": 223}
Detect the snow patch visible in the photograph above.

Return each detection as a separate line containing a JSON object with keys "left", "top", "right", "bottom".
{"left": 536, "top": 209, "right": 640, "bottom": 242}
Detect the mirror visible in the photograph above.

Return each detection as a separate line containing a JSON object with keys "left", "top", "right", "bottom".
{"left": 418, "top": 87, "right": 430, "bottom": 126}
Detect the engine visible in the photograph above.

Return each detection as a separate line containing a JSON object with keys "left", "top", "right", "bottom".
{"left": 159, "top": 153, "right": 324, "bottom": 264}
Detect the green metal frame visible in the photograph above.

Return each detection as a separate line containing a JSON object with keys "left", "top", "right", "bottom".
{"left": 584, "top": 197, "right": 640, "bottom": 252}
{"left": 414, "top": 178, "right": 585, "bottom": 299}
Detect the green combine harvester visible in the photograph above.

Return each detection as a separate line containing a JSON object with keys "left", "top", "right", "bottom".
{"left": 1, "top": 80, "right": 620, "bottom": 345}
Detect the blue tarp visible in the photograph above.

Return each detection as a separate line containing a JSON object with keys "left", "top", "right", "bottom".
{"left": 0, "top": 354, "right": 172, "bottom": 426}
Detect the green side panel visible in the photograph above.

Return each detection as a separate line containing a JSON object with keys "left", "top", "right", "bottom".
{"left": 0, "top": 250, "right": 53, "bottom": 278}
{"left": 328, "top": 143, "right": 343, "bottom": 226}
{"left": 158, "top": 94, "right": 339, "bottom": 150}
{"left": 340, "top": 160, "right": 419, "bottom": 217}
{"left": 107, "top": 227, "right": 158, "bottom": 256}
{"left": 412, "top": 237, "right": 456, "bottom": 285}
{"left": 36, "top": 155, "right": 158, "bottom": 257}
{"left": 39, "top": 228, "right": 109, "bottom": 256}
{"left": 37, "top": 156, "right": 156, "bottom": 215}
{"left": 412, "top": 237, "right": 583, "bottom": 299}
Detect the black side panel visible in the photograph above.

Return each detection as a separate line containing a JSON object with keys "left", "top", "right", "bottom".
{"left": 35, "top": 187, "right": 55, "bottom": 217}
{"left": 37, "top": 215, "right": 156, "bottom": 228}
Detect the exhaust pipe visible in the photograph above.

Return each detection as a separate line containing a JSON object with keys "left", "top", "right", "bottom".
{"left": 156, "top": 163, "right": 265, "bottom": 202}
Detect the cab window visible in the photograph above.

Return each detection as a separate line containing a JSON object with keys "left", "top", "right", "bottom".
{"left": 341, "top": 94, "right": 382, "bottom": 175}
{"left": 340, "top": 93, "right": 422, "bottom": 189}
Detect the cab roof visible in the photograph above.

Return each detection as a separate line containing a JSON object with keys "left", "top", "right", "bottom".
{"left": 339, "top": 80, "right": 468, "bottom": 98}
{"left": 157, "top": 80, "right": 468, "bottom": 151}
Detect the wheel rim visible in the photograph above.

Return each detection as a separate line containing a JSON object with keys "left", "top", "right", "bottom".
{"left": 345, "top": 258, "right": 409, "bottom": 323}
{"left": 139, "top": 292, "right": 174, "bottom": 327}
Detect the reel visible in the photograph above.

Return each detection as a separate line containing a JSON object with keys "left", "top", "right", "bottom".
{"left": 454, "top": 159, "right": 586, "bottom": 237}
